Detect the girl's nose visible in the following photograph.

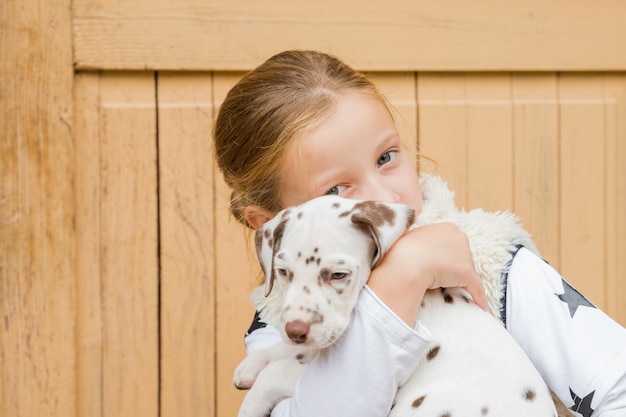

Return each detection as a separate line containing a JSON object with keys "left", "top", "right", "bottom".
{"left": 357, "top": 177, "right": 399, "bottom": 203}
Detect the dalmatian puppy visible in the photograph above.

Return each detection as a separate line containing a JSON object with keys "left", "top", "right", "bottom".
{"left": 233, "top": 174, "right": 560, "bottom": 417}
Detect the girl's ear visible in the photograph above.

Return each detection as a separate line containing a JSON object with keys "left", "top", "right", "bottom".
{"left": 244, "top": 206, "right": 275, "bottom": 230}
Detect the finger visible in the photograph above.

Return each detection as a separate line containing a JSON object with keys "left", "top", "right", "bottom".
{"left": 465, "top": 279, "right": 488, "bottom": 311}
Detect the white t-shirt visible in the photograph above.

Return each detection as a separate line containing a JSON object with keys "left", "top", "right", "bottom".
{"left": 244, "top": 247, "right": 626, "bottom": 416}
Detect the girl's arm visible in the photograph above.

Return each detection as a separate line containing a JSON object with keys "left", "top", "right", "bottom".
{"left": 505, "top": 247, "right": 626, "bottom": 415}
{"left": 245, "top": 287, "right": 432, "bottom": 417}
{"left": 368, "top": 222, "right": 488, "bottom": 325}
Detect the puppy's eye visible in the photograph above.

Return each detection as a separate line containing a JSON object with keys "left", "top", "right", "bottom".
{"left": 331, "top": 272, "right": 348, "bottom": 280}
{"left": 277, "top": 268, "right": 289, "bottom": 279}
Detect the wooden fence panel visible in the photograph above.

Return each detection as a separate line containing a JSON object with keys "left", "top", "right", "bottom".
{"left": 75, "top": 72, "right": 159, "bottom": 417}
{"left": 212, "top": 73, "right": 258, "bottom": 417}
{"left": 559, "top": 75, "right": 626, "bottom": 323}
{"left": 511, "top": 74, "right": 560, "bottom": 267}
{"left": 72, "top": 0, "right": 626, "bottom": 71}
{"left": 0, "top": 1, "right": 75, "bottom": 416}
{"left": 418, "top": 72, "right": 626, "bottom": 324}
{"left": 605, "top": 75, "right": 626, "bottom": 325}
{"left": 157, "top": 73, "right": 217, "bottom": 417}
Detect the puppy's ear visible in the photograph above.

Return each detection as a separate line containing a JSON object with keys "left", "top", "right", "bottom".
{"left": 350, "top": 201, "right": 415, "bottom": 267}
{"left": 255, "top": 211, "right": 290, "bottom": 296}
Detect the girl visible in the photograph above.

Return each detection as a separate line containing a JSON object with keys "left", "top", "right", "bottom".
{"left": 214, "top": 50, "right": 626, "bottom": 416}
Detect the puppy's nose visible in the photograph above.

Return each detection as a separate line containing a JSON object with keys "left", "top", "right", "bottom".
{"left": 285, "top": 320, "right": 310, "bottom": 343}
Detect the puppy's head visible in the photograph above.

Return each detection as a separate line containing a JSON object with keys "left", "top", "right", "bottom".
{"left": 254, "top": 195, "right": 415, "bottom": 348}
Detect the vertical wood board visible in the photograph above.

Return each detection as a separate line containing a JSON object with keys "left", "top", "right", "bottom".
{"left": 0, "top": 0, "right": 76, "bottom": 416}
{"left": 511, "top": 74, "right": 560, "bottom": 266}
{"left": 212, "top": 73, "right": 256, "bottom": 417}
{"left": 158, "top": 72, "right": 216, "bottom": 417}
{"left": 559, "top": 75, "right": 608, "bottom": 308}
{"left": 74, "top": 72, "right": 159, "bottom": 417}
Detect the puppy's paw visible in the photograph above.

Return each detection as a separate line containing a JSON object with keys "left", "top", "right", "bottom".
{"left": 233, "top": 350, "right": 271, "bottom": 390}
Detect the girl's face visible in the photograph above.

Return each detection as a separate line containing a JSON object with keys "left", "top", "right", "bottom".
{"left": 279, "top": 93, "right": 423, "bottom": 214}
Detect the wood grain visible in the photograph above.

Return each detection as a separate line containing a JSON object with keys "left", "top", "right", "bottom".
{"left": 157, "top": 72, "right": 216, "bottom": 417}
{"left": 74, "top": 72, "right": 159, "bottom": 417}
{"left": 212, "top": 73, "right": 256, "bottom": 417}
{"left": 0, "top": 0, "right": 76, "bottom": 416}
{"left": 72, "top": 0, "right": 626, "bottom": 71}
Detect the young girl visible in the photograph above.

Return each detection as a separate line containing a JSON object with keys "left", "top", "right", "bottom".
{"left": 214, "top": 50, "right": 626, "bottom": 416}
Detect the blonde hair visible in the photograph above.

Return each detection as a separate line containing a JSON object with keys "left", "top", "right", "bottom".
{"left": 214, "top": 50, "right": 391, "bottom": 228}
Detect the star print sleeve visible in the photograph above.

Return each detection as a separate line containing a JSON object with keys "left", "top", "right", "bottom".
{"left": 505, "top": 247, "right": 626, "bottom": 416}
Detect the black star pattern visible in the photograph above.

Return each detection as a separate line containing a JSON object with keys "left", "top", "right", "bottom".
{"left": 555, "top": 278, "right": 596, "bottom": 318}
{"left": 569, "top": 388, "right": 595, "bottom": 417}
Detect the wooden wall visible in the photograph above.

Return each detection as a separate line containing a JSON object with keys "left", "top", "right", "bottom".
{"left": 2, "top": 1, "right": 626, "bottom": 417}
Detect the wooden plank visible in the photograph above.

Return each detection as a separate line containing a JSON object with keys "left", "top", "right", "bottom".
{"left": 418, "top": 73, "right": 470, "bottom": 207}
{"left": 212, "top": 73, "right": 257, "bottom": 417}
{"left": 74, "top": 72, "right": 104, "bottom": 417}
{"left": 419, "top": 74, "right": 515, "bottom": 211}
{"left": 0, "top": 0, "right": 76, "bottom": 416}
{"left": 73, "top": 0, "right": 626, "bottom": 71}
{"left": 464, "top": 74, "right": 514, "bottom": 212}
{"left": 602, "top": 75, "right": 626, "bottom": 326}
{"left": 511, "top": 74, "right": 560, "bottom": 265}
{"left": 370, "top": 73, "right": 419, "bottom": 166}
{"left": 157, "top": 73, "right": 216, "bottom": 417}
{"left": 559, "top": 75, "right": 606, "bottom": 308}
{"left": 75, "top": 72, "right": 159, "bottom": 417}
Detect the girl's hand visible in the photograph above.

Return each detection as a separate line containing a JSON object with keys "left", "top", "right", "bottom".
{"left": 366, "top": 222, "right": 487, "bottom": 326}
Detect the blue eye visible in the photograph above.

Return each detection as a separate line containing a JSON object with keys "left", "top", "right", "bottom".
{"left": 378, "top": 150, "right": 397, "bottom": 166}
{"left": 326, "top": 185, "right": 346, "bottom": 196}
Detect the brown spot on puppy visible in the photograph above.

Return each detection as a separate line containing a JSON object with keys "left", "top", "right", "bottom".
{"left": 427, "top": 345, "right": 441, "bottom": 360}
{"left": 411, "top": 395, "right": 426, "bottom": 408}
{"left": 352, "top": 201, "right": 397, "bottom": 227}
{"left": 523, "top": 388, "right": 536, "bottom": 401}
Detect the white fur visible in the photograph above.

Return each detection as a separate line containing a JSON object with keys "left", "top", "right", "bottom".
{"left": 234, "top": 174, "right": 559, "bottom": 417}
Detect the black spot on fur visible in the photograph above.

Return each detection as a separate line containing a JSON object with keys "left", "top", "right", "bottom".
{"left": 461, "top": 294, "right": 471, "bottom": 303}
{"left": 296, "top": 353, "right": 304, "bottom": 361}
{"left": 412, "top": 395, "right": 426, "bottom": 408}
{"left": 523, "top": 388, "right": 536, "bottom": 401}
{"left": 440, "top": 412, "right": 451, "bottom": 417}
{"left": 303, "top": 286, "right": 310, "bottom": 294}
{"left": 332, "top": 202, "right": 340, "bottom": 209}
{"left": 481, "top": 406, "right": 489, "bottom": 415}
{"left": 443, "top": 292, "right": 453, "bottom": 304}
{"left": 427, "top": 345, "right": 440, "bottom": 360}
